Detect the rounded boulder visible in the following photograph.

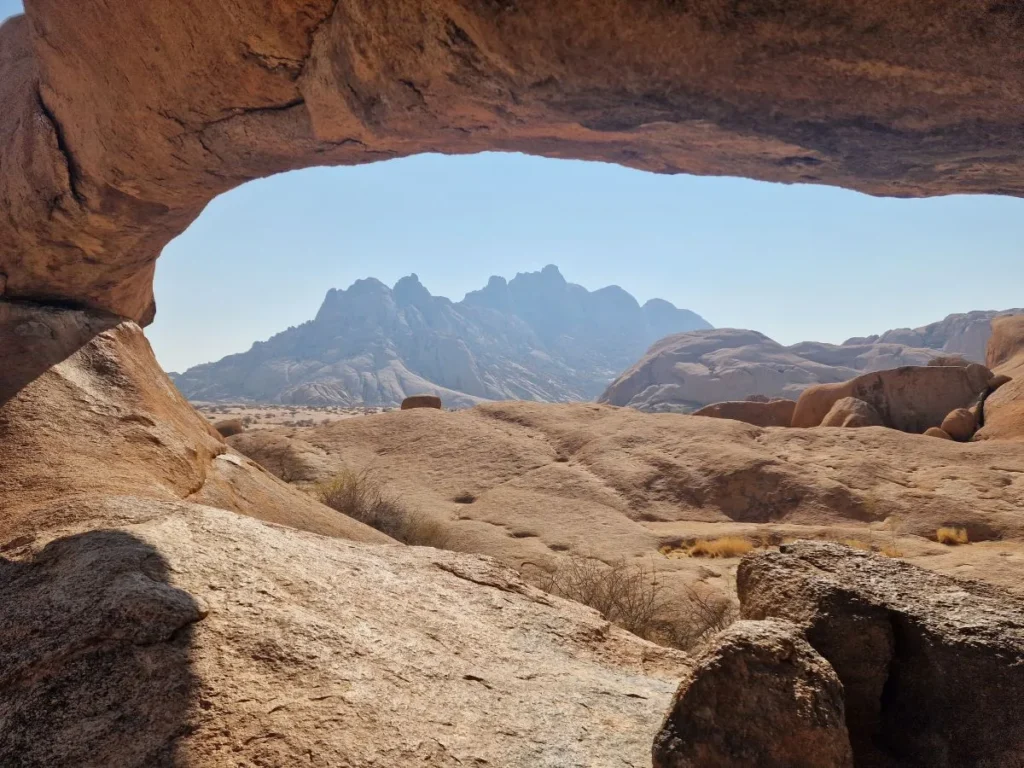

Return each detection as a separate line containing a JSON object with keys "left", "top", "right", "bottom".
{"left": 401, "top": 395, "right": 443, "bottom": 411}
{"left": 940, "top": 408, "right": 977, "bottom": 442}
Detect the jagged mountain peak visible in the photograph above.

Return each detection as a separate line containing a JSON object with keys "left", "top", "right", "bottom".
{"left": 173, "top": 267, "right": 712, "bottom": 407}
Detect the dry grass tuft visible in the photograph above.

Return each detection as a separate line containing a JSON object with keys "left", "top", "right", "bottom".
{"left": 841, "top": 539, "right": 872, "bottom": 551}
{"left": 880, "top": 545, "right": 903, "bottom": 558}
{"left": 688, "top": 537, "right": 754, "bottom": 559}
{"left": 936, "top": 526, "right": 969, "bottom": 546}
{"left": 527, "top": 554, "right": 736, "bottom": 652}
{"left": 315, "top": 468, "right": 451, "bottom": 549}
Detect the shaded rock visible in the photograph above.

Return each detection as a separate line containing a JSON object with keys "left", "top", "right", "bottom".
{"left": 923, "top": 426, "right": 953, "bottom": 440}
{"left": 228, "top": 431, "right": 336, "bottom": 484}
{"left": 791, "top": 364, "right": 992, "bottom": 432}
{"left": 653, "top": 619, "right": 853, "bottom": 768}
{"left": 402, "top": 394, "right": 443, "bottom": 410}
{"left": 213, "top": 418, "right": 245, "bottom": 438}
{"left": 0, "top": 497, "right": 689, "bottom": 766}
{"left": 989, "top": 374, "right": 1012, "bottom": 391}
{"left": 738, "top": 542, "right": 1024, "bottom": 767}
{"left": 819, "top": 397, "right": 883, "bottom": 429}
{"left": 693, "top": 399, "right": 796, "bottom": 428}
{"left": 940, "top": 408, "right": 977, "bottom": 442}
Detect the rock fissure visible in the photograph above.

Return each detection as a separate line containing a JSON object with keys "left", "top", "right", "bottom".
{"left": 33, "top": 87, "right": 85, "bottom": 207}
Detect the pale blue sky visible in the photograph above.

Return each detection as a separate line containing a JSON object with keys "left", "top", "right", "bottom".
{"left": 5, "top": 2, "right": 1023, "bottom": 373}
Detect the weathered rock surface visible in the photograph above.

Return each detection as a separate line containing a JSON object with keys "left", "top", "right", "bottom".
{"left": 171, "top": 267, "right": 709, "bottom": 406}
{"left": 0, "top": 497, "right": 688, "bottom": 767}
{"left": 791, "top": 364, "right": 992, "bottom": 431}
{"left": 940, "top": 407, "right": 977, "bottom": 442}
{"left": 693, "top": 399, "right": 796, "bottom": 428}
{"left": 819, "top": 397, "right": 883, "bottom": 429}
{"left": 234, "top": 402, "right": 1024, "bottom": 587}
{"left": 738, "top": 542, "right": 1024, "bottom": 767}
{"left": 976, "top": 315, "right": 1024, "bottom": 441}
{"left": 599, "top": 316, "right": 1013, "bottom": 414}
{"left": 653, "top": 620, "right": 853, "bottom": 768}
{"left": 3, "top": 3, "right": 1024, "bottom": 320}
{"left": 0, "top": 301, "right": 387, "bottom": 544}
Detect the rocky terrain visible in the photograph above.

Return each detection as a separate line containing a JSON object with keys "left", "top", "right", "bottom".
{"left": 171, "top": 266, "right": 710, "bottom": 407}
{"left": 602, "top": 310, "right": 1022, "bottom": 412}
{"left": 5, "top": 1, "right": 1024, "bottom": 765}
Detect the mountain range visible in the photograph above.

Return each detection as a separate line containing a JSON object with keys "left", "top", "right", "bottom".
{"left": 171, "top": 265, "right": 712, "bottom": 407}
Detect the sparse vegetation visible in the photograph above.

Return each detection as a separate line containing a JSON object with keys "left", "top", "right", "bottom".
{"left": 314, "top": 468, "right": 451, "bottom": 548}
{"left": 526, "top": 554, "right": 736, "bottom": 652}
{"left": 688, "top": 537, "right": 755, "bottom": 559}
{"left": 841, "top": 539, "right": 872, "bottom": 551}
{"left": 214, "top": 418, "right": 245, "bottom": 438}
{"left": 928, "top": 355, "right": 971, "bottom": 367}
{"left": 937, "top": 526, "right": 969, "bottom": 546}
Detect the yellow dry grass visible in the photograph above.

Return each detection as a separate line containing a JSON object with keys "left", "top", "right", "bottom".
{"left": 688, "top": 537, "right": 755, "bottom": 559}
{"left": 936, "top": 527, "right": 969, "bottom": 546}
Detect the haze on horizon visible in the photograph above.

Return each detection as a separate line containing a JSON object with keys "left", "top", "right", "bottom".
{"left": 4, "top": 1, "right": 1021, "bottom": 376}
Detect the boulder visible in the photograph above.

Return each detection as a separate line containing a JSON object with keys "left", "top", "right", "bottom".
{"left": 940, "top": 408, "right": 977, "bottom": 442}
{"left": 692, "top": 399, "right": 796, "bottom": 428}
{"left": 923, "top": 426, "right": 953, "bottom": 440}
{"left": 401, "top": 394, "right": 443, "bottom": 410}
{"left": 737, "top": 542, "right": 1024, "bottom": 767}
{"left": 0, "top": 498, "right": 689, "bottom": 767}
{"left": 975, "top": 315, "right": 1024, "bottom": 441}
{"left": 791, "top": 364, "right": 992, "bottom": 432}
{"left": 653, "top": 620, "right": 854, "bottom": 768}
{"left": 818, "top": 397, "right": 883, "bottom": 429}
{"left": 213, "top": 418, "right": 245, "bottom": 438}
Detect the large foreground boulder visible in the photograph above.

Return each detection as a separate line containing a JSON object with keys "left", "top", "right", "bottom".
{"left": 818, "top": 397, "right": 883, "bottom": 429}
{"left": 653, "top": 620, "right": 853, "bottom": 768}
{"left": 791, "top": 364, "right": 993, "bottom": 431}
{"left": 733, "top": 542, "right": 1024, "bottom": 767}
{"left": 0, "top": 498, "right": 688, "bottom": 766}
{"left": 692, "top": 399, "right": 796, "bottom": 428}
{"left": 0, "top": 301, "right": 386, "bottom": 544}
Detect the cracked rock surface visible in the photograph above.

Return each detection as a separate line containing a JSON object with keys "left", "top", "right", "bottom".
{"left": 0, "top": 498, "right": 688, "bottom": 767}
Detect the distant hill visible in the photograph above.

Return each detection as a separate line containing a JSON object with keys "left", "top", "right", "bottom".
{"left": 599, "top": 309, "right": 1024, "bottom": 413}
{"left": 171, "top": 265, "right": 712, "bottom": 407}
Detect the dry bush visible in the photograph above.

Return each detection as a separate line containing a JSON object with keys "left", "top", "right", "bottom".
{"left": 880, "top": 545, "right": 904, "bottom": 558}
{"left": 745, "top": 394, "right": 771, "bottom": 403}
{"left": 528, "top": 555, "right": 736, "bottom": 652}
{"left": 841, "top": 539, "right": 872, "bottom": 551}
{"left": 214, "top": 418, "right": 245, "bottom": 438}
{"left": 689, "top": 537, "right": 754, "bottom": 559}
{"left": 315, "top": 469, "right": 451, "bottom": 549}
{"left": 928, "top": 355, "right": 971, "bottom": 367}
{"left": 936, "top": 526, "right": 969, "bottom": 546}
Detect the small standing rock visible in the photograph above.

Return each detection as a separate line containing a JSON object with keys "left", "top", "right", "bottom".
{"left": 924, "top": 426, "right": 953, "bottom": 440}
{"left": 401, "top": 395, "right": 442, "bottom": 411}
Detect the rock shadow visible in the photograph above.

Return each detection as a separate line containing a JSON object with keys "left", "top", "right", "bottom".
{"left": 0, "top": 300, "right": 122, "bottom": 407}
{"left": 0, "top": 529, "right": 204, "bottom": 766}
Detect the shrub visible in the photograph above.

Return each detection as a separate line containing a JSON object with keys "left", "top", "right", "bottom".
{"left": 928, "top": 355, "right": 971, "bottom": 367}
{"left": 314, "top": 469, "right": 450, "bottom": 549}
{"left": 745, "top": 394, "right": 771, "bottom": 403}
{"left": 936, "top": 526, "right": 969, "bottom": 546}
{"left": 688, "top": 537, "right": 754, "bottom": 559}
{"left": 841, "top": 539, "right": 872, "bottom": 551}
{"left": 214, "top": 418, "right": 245, "bottom": 438}
{"left": 527, "top": 554, "right": 736, "bottom": 652}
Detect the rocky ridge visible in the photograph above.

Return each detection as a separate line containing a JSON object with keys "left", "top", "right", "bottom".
{"left": 171, "top": 266, "right": 710, "bottom": 407}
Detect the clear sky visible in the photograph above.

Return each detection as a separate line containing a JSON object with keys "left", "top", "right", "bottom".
{"left": 5, "top": 1, "right": 1023, "bottom": 374}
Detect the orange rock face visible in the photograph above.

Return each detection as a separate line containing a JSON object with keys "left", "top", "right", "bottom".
{"left": 2, "top": 2, "right": 1024, "bottom": 320}
{"left": 976, "top": 315, "right": 1024, "bottom": 441}
{"left": 693, "top": 399, "right": 796, "bottom": 428}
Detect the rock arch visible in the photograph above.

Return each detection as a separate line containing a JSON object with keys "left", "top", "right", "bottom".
{"left": 2, "top": 0, "right": 1024, "bottom": 323}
